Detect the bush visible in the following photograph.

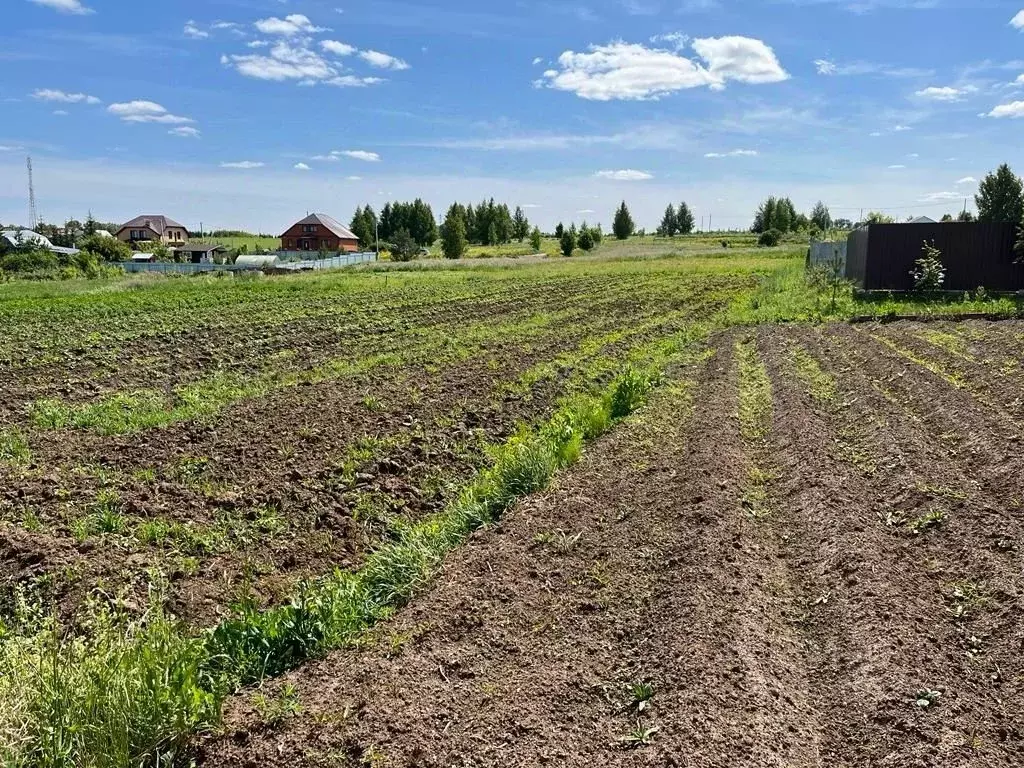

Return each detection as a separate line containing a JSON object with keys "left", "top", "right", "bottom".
{"left": 530, "top": 227, "right": 542, "bottom": 252}
{"left": 80, "top": 235, "right": 131, "bottom": 262}
{"left": 0, "top": 249, "right": 58, "bottom": 273}
{"left": 758, "top": 229, "right": 782, "bottom": 247}
{"left": 390, "top": 229, "right": 417, "bottom": 262}
{"left": 578, "top": 228, "right": 595, "bottom": 252}
{"left": 560, "top": 227, "right": 576, "bottom": 257}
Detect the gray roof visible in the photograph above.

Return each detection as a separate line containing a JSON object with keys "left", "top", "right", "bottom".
{"left": 281, "top": 213, "right": 358, "bottom": 240}
{"left": 909, "top": 216, "right": 937, "bottom": 224}
{"left": 1, "top": 230, "right": 79, "bottom": 255}
{"left": 117, "top": 215, "right": 188, "bottom": 236}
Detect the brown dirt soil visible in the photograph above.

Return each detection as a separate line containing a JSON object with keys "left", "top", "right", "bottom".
{"left": 198, "top": 322, "right": 1024, "bottom": 768}
{"left": 0, "top": 283, "right": 731, "bottom": 625}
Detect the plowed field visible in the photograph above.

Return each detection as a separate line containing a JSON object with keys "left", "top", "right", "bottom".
{"left": 202, "top": 320, "right": 1024, "bottom": 768}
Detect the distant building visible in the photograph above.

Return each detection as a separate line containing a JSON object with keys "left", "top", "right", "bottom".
{"left": 279, "top": 213, "right": 360, "bottom": 253}
{"left": 172, "top": 243, "right": 227, "bottom": 264}
{"left": 115, "top": 215, "right": 189, "bottom": 246}
{"left": 0, "top": 229, "right": 79, "bottom": 256}
{"left": 235, "top": 253, "right": 280, "bottom": 268}
{"left": 93, "top": 230, "right": 114, "bottom": 239}
{"left": 908, "top": 216, "right": 937, "bottom": 224}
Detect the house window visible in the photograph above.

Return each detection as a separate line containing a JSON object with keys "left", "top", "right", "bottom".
{"left": 303, "top": 224, "right": 317, "bottom": 233}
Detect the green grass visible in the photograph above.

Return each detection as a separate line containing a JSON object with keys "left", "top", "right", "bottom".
{"left": 736, "top": 339, "right": 773, "bottom": 440}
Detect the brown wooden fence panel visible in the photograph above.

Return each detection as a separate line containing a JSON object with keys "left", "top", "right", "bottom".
{"left": 847, "top": 222, "right": 1021, "bottom": 291}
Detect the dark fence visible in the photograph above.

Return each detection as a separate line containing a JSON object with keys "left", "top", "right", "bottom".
{"left": 845, "top": 222, "right": 1021, "bottom": 291}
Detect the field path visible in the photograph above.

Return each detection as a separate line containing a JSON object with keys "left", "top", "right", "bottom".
{"left": 200, "top": 323, "right": 1024, "bottom": 767}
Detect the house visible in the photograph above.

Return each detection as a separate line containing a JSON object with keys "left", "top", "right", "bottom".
{"left": 171, "top": 243, "right": 227, "bottom": 264}
{"left": 1, "top": 229, "right": 79, "bottom": 256}
{"left": 131, "top": 253, "right": 156, "bottom": 263}
{"left": 279, "top": 213, "right": 360, "bottom": 253}
{"left": 908, "top": 216, "right": 937, "bottom": 224}
{"left": 115, "top": 215, "right": 189, "bottom": 246}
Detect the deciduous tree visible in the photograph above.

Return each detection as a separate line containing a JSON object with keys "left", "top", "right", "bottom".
{"left": 975, "top": 164, "right": 1024, "bottom": 224}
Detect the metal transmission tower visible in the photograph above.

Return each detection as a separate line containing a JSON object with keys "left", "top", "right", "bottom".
{"left": 27, "top": 156, "right": 38, "bottom": 229}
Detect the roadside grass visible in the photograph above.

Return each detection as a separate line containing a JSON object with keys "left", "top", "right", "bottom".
{"left": 0, "top": 364, "right": 664, "bottom": 767}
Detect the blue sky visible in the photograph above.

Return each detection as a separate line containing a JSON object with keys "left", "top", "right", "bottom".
{"left": 1, "top": 0, "right": 1023, "bottom": 232}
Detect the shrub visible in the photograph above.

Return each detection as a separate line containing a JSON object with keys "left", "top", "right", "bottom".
{"left": 390, "top": 228, "right": 417, "bottom": 262}
{"left": 910, "top": 240, "right": 946, "bottom": 291}
{"left": 578, "top": 227, "right": 595, "bottom": 252}
{"left": 560, "top": 226, "right": 577, "bottom": 257}
{"left": 530, "top": 227, "right": 542, "bottom": 252}
{"left": 0, "top": 249, "right": 58, "bottom": 273}
{"left": 758, "top": 229, "right": 782, "bottom": 247}
{"left": 80, "top": 234, "right": 131, "bottom": 262}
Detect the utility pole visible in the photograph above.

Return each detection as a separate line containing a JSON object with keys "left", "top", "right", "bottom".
{"left": 701, "top": 216, "right": 704, "bottom": 233}
{"left": 708, "top": 215, "right": 712, "bottom": 232}
{"left": 375, "top": 219, "right": 379, "bottom": 255}
{"left": 26, "top": 156, "right": 38, "bottom": 229}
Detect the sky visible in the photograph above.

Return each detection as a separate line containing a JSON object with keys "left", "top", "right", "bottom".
{"left": 1, "top": 0, "right": 1023, "bottom": 233}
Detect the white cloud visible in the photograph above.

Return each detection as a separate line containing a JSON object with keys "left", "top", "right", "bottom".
{"left": 169, "top": 126, "right": 201, "bottom": 138}
{"left": 223, "top": 41, "right": 386, "bottom": 87}
{"left": 220, "top": 161, "right": 265, "bottom": 169}
{"left": 341, "top": 150, "right": 380, "bottom": 162}
{"left": 321, "top": 40, "right": 356, "bottom": 56}
{"left": 247, "top": 40, "right": 269, "bottom": 49}
{"left": 28, "top": 0, "right": 93, "bottom": 15}
{"left": 577, "top": 208, "right": 596, "bottom": 214}
{"left": 594, "top": 169, "right": 653, "bottom": 180}
{"left": 522, "top": 203, "right": 541, "bottom": 209}
{"left": 254, "top": 14, "right": 326, "bottom": 36}
{"left": 813, "top": 59, "right": 933, "bottom": 78}
{"left": 888, "top": 164, "right": 906, "bottom": 169}
{"left": 537, "top": 36, "right": 787, "bottom": 101}
{"left": 907, "top": 153, "right": 919, "bottom": 158}
{"left": 53, "top": 109, "right": 68, "bottom": 116}
{"left": 920, "top": 191, "right": 962, "bottom": 202}
{"left": 532, "top": 57, "right": 543, "bottom": 65}
{"left": 184, "top": 21, "right": 209, "bottom": 40}
{"left": 0, "top": 145, "right": 23, "bottom": 151}
{"left": 987, "top": 100, "right": 1024, "bottom": 118}
{"left": 108, "top": 101, "right": 194, "bottom": 124}
{"left": 705, "top": 149, "right": 758, "bottom": 157}
{"left": 893, "top": 124, "right": 912, "bottom": 131}
{"left": 294, "top": 162, "right": 311, "bottom": 170}
{"left": 869, "top": 131, "right": 882, "bottom": 136}
{"left": 649, "top": 32, "right": 690, "bottom": 51}
{"left": 1012, "top": 10, "right": 1024, "bottom": 29}
{"left": 32, "top": 88, "right": 101, "bottom": 104}
{"left": 915, "top": 85, "right": 975, "bottom": 102}
{"left": 345, "top": 175, "right": 362, "bottom": 181}
{"left": 1016, "top": 74, "right": 1024, "bottom": 84}
{"left": 359, "top": 50, "right": 410, "bottom": 70}
{"left": 956, "top": 176, "right": 977, "bottom": 185}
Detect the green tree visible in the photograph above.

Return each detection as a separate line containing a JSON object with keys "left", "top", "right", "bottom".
{"left": 84, "top": 211, "right": 98, "bottom": 237}
{"left": 512, "top": 206, "right": 530, "bottom": 242}
{"left": 752, "top": 197, "right": 777, "bottom": 233}
{"left": 940, "top": 213, "right": 954, "bottom": 222}
{"left": 957, "top": 209, "right": 976, "bottom": 222}
{"left": 555, "top": 222, "right": 565, "bottom": 240}
{"left": 530, "top": 226, "right": 542, "bottom": 252}
{"left": 390, "top": 228, "right": 417, "bottom": 262}
{"left": 560, "top": 225, "right": 577, "bottom": 256}
{"left": 810, "top": 201, "right": 832, "bottom": 232}
{"left": 864, "top": 211, "right": 895, "bottom": 224}
{"left": 758, "top": 229, "right": 782, "bottom": 247}
{"left": 578, "top": 223, "right": 595, "bottom": 251}
{"left": 658, "top": 204, "right": 678, "bottom": 237}
{"left": 771, "top": 198, "right": 793, "bottom": 233}
{"left": 612, "top": 201, "right": 635, "bottom": 240}
{"left": 975, "top": 163, "right": 1024, "bottom": 224}
{"left": 80, "top": 234, "right": 131, "bottom": 262}
{"left": 677, "top": 202, "right": 695, "bottom": 235}
{"left": 350, "top": 206, "right": 374, "bottom": 249}
{"left": 441, "top": 204, "right": 467, "bottom": 259}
